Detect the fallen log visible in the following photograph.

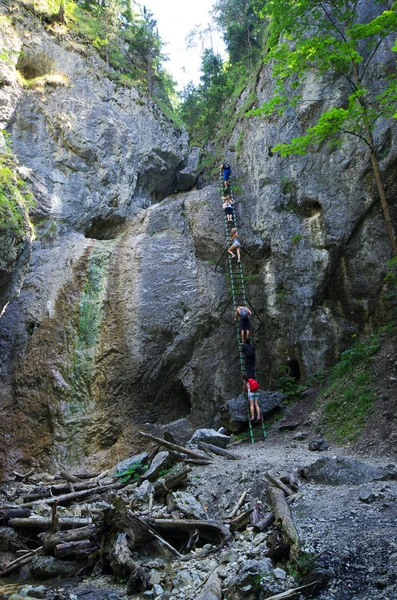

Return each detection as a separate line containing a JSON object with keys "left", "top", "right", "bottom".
{"left": 8, "top": 516, "right": 93, "bottom": 529}
{"left": 110, "top": 532, "right": 136, "bottom": 579}
{"left": 54, "top": 540, "right": 96, "bottom": 558}
{"left": 139, "top": 431, "right": 210, "bottom": 460}
{"left": 20, "top": 482, "right": 126, "bottom": 508}
{"left": 153, "top": 465, "right": 191, "bottom": 496}
{"left": 0, "top": 508, "right": 32, "bottom": 523}
{"left": 196, "top": 566, "right": 223, "bottom": 600}
{"left": 128, "top": 511, "right": 182, "bottom": 558}
{"left": 38, "top": 524, "right": 97, "bottom": 552}
{"left": 198, "top": 441, "right": 239, "bottom": 460}
{"left": 267, "top": 484, "right": 300, "bottom": 562}
{"left": 225, "top": 508, "right": 253, "bottom": 531}
{"left": 265, "top": 472, "right": 294, "bottom": 497}
{"left": 142, "top": 517, "right": 231, "bottom": 545}
{"left": 254, "top": 493, "right": 300, "bottom": 533}
{"left": 23, "top": 480, "right": 102, "bottom": 501}
{"left": 13, "top": 469, "right": 35, "bottom": 482}
{"left": 262, "top": 581, "right": 317, "bottom": 599}
{"left": 0, "top": 546, "right": 43, "bottom": 577}
{"left": 183, "top": 458, "right": 213, "bottom": 466}
{"left": 227, "top": 490, "right": 247, "bottom": 518}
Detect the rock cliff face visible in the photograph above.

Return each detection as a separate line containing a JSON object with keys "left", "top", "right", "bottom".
{"left": 225, "top": 0, "right": 397, "bottom": 381}
{"left": 1, "top": 2, "right": 396, "bottom": 476}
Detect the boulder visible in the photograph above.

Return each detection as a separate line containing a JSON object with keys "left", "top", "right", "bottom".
{"left": 188, "top": 428, "right": 231, "bottom": 449}
{"left": 109, "top": 452, "right": 149, "bottom": 478}
{"left": 29, "top": 555, "right": 79, "bottom": 579}
{"left": 308, "top": 439, "right": 329, "bottom": 452}
{"left": 306, "top": 457, "right": 389, "bottom": 485}
{"left": 170, "top": 491, "right": 208, "bottom": 520}
{"left": 221, "top": 392, "right": 285, "bottom": 432}
{"left": 143, "top": 451, "right": 174, "bottom": 482}
{"left": 227, "top": 559, "right": 273, "bottom": 599}
{"left": 134, "top": 480, "right": 155, "bottom": 503}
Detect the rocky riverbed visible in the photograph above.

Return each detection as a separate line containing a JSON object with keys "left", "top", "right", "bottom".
{"left": 0, "top": 425, "right": 396, "bottom": 600}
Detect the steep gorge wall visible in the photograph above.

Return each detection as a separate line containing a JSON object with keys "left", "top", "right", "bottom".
{"left": 1, "top": 1, "right": 396, "bottom": 476}
{"left": 0, "top": 6, "right": 237, "bottom": 476}
{"left": 222, "top": 0, "right": 397, "bottom": 382}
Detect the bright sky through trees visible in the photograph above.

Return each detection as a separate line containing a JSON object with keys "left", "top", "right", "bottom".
{"left": 141, "top": 0, "right": 226, "bottom": 88}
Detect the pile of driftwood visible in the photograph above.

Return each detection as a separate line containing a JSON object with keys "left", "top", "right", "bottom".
{"left": 0, "top": 433, "right": 311, "bottom": 598}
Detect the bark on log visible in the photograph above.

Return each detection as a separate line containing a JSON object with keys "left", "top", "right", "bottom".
{"left": 196, "top": 566, "right": 223, "bottom": 600}
{"left": 13, "top": 469, "right": 35, "bottom": 482}
{"left": 254, "top": 493, "right": 300, "bottom": 533}
{"left": 153, "top": 466, "right": 191, "bottom": 497}
{"left": 0, "top": 547, "right": 43, "bottom": 577}
{"left": 139, "top": 431, "right": 210, "bottom": 460}
{"left": 262, "top": 581, "right": 317, "bottom": 599}
{"left": 183, "top": 458, "right": 213, "bottom": 466}
{"left": 128, "top": 511, "right": 182, "bottom": 557}
{"left": 227, "top": 490, "right": 247, "bottom": 518}
{"left": 38, "top": 524, "right": 97, "bottom": 552}
{"left": 265, "top": 472, "right": 294, "bottom": 497}
{"left": 8, "top": 517, "right": 92, "bottom": 529}
{"left": 0, "top": 508, "right": 32, "bottom": 523}
{"left": 110, "top": 533, "right": 136, "bottom": 579}
{"left": 20, "top": 482, "right": 126, "bottom": 508}
{"left": 23, "top": 480, "right": 99, "bottom": 500}
{"left": 225, "top": 508, "right": 253, "bottom": 531}
{"left": 198, "top": 441, "right": 240, "bottom": 460}
{"left": 54, "top": 540, "right": 96, "bottom": 558}
{"left": 267, "top": 484, "right": 300, "bottom": 562}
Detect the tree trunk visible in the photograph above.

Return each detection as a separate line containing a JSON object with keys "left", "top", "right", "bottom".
{"left": 267, "top": 484, "right": 300, "bottom": 562}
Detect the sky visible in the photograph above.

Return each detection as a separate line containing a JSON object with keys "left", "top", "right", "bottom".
{"left": 141, "top": 0, "right": 226, "bottom": 89}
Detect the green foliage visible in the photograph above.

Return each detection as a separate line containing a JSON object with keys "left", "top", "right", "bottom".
{"left": 324, "top": 374, "right": 376, "bottom": 441}
{"left": 22, "top": 1, "right": 179, "bottom": 117}
{"left": 0, "top": 138, "right": 34, "bottom": 237}
{"left": 249, "top": 0, "right": 397, "bottom": 163}
{"left": 330, "top": 335, "right": 380, "bottom": 381}
{"left": 320, "top": 333, "right": 380, "bottom": 441}
{"left": 291, "top": 233, "right": 303, "bottom": 245}
{"left": 277, "top": 365, "right": 305, "bottom": 400}
{"left": 116, "top": 459, "right": 148, "bottom": 483}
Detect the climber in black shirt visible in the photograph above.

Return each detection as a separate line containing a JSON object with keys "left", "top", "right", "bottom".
{"left": 241, "top": 338, "right": 256, "bottom": 378}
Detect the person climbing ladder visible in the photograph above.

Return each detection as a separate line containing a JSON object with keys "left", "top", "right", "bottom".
{"left": 228, "top": 228, "right": 241, "bottom": 262}
{"left": 243, "top": 375, "right": 261, "bottom": 421}
{"left": 220, "top": 161, "right": 231, "bottom": 188}
{"left": 235, "top": 304, "right": 252, "bottom": 343}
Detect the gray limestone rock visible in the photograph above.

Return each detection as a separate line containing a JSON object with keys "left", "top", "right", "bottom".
{"left": 109, "top": 452, "right": 149, "bottom": 478}
{"left": 29, "top": 555, "right": 79, "bottom": 579}
{"left": 227, "top": 559, "right": 273, "bottom": 599}
{"left": 170, "top": 491, "right": 208, "bottom": 520}
{"left": 188, "top": 428, "right": 231, "bottom": 449}
{"left": 308, "top": 439, "right": 329, "bottom": 452}
{"left": 221, "top": 392, "right": 285, "bottom": 431}
{"left": 306, "top": 457, "right": 389, "bottom": 485}
{"left": 135, "top": 480, "right": 155, "bottom": 503}
{"left": 143, "top": 452, "right": 174, "bottom": 482}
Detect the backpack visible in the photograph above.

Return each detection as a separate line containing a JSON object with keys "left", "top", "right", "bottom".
{"left": 223, "top": 163, "right": 231, "bottom": 171}
{"left": 240, "top": 307, "right": 249, "bottom": 318}
{"left": 248, "top": 378, "right": 260, "bottom": 392}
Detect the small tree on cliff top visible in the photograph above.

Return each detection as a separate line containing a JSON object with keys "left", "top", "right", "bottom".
{"left": 251, "top": 0, "right": 397, "bottom": 253}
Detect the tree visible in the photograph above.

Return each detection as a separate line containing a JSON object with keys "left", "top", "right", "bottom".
{"left": 212, "top": 0, "right": 265, "bottom": 67}
{"left": 251, "top": 0, "right": 397, "bottom": 252}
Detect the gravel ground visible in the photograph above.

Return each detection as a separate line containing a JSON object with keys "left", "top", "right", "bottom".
{"left": 183, "top": 434, "right": 397, "bottom": 600}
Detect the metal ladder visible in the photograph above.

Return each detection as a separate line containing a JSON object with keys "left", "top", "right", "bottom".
{"left": 220, "top": 179, "right": 266, "bottom": 444}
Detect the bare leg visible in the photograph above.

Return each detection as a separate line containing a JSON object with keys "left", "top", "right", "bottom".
{"left": 236, "top": 248, "right": 241, "bottom": 261}
{"left": 228, "top": 246, "right": 236, "bottom": 257}
{"left": 241, "top": 330, "right": 244, "bottom": 343}
{"left": 249, "top": 400, "right": 255, "bottom": 418}
{"left": 255, "top": 400, "right": 261, "bottom": 419}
